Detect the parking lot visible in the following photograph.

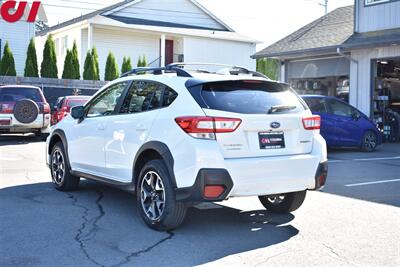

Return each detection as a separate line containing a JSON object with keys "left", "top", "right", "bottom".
{"left": 0, "top": 135, "right": 399, "bottom": 267}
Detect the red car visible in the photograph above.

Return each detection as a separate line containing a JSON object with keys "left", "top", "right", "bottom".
{"left": 52, "top": 96, "right": 91, "bottom": 125}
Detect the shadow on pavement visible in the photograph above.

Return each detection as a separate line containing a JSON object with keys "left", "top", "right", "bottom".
{"left": 325, "top": 143, "right": 400, "bottom": 207}
{"left": 0, "top": 134, "right": 43, "bottom": 146}
{"left": 0, "top": 181, "right": 298, "bottom": 267}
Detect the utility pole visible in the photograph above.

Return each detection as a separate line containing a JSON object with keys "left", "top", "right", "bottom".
{"left": 319, "top": 0, "right": 329, "bottom": 15}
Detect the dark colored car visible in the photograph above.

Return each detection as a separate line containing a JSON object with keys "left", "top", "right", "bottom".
{"left": 302, "top": 95, "right": 382, "bottom": 152}
{"left": 0, "top": 85, "right": 50, "bottom": 140}
{"left": 51, "top": 96, "right": 91, "bottom": 125}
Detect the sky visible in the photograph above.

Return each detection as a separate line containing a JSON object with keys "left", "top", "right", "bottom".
{"left": 36, "top": 0, "right": 354, "bottom": 50}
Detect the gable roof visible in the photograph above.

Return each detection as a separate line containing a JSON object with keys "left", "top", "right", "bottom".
{"left": 252, "top": 5, "right": 354, "bottom": 59}
{"left": 37, "top": 0, "right": 233, "bottom": 36}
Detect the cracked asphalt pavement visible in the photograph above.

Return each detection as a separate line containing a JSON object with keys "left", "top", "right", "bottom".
{"left": 0, "top": 135, "right": 399, "bottom": 267}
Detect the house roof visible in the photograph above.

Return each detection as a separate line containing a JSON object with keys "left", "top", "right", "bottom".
{"left": 342, "top": 28, "right": 400, "bottom": 49}
{"left": 89, "top": 15, "right": 259, "bottom": 43}
{"left": 252, "top": 5, "right": 354, "bottom": 59}
{"left": 37, "top": 0, "right": 234, "bottom": 36}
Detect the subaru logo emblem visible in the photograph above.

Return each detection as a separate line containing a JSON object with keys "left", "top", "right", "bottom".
{"left": 270, "top": 122, "right": 281, "bottom": 129}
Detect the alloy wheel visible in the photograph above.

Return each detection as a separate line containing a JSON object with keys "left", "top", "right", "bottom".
{"left": 140, "top": 171, "right": 166, "bottom": 221}
{"left": 364, "top": 132, "right": 376, "bottom": 151}
{"left": 51, "top": 150, "right": 65, "bottom": 185}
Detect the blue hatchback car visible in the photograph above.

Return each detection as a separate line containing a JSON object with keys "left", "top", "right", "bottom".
{"left": 302, "top": 95, "right": 382, "bottom": 152}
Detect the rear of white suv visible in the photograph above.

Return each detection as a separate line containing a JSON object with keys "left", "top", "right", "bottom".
{"left": 0, "top": 85, "right": 51, "bottom": 139}
{"left": 46, "top": 66, "right": 327, "bottom": 231}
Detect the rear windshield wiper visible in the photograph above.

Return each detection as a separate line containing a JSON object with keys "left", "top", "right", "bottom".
{"left": 268, "top": 105, "right": 297, "bottom": 114}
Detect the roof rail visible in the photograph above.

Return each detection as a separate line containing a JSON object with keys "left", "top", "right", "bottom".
{"left": 120, "top": 66, "right": 192, "bottom": 78}
{"left": 120, "top": 63, "right": 270, "bottom": 79}
{"left": 167, "top": 62, "right": 270, "bottom": 79}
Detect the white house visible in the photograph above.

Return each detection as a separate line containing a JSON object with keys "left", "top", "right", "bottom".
{"left": 0, "top": 13, "right": 35, "bottom": 76}
{"left": 35, "top": 0, "right": 258, "bottom": 80}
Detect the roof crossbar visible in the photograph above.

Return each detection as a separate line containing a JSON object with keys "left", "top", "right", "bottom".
{"left": 120, "top": 66, "right": 193, "bottom": 78}
{"left": 120, "top": 63, "right": 270, "bottom": 79}
{"left": 167, "top": 63, "right": 270, "bottom": 79}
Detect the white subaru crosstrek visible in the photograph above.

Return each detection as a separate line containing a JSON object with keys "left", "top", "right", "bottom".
{"left": 46, "top": 64, "right": 328, "bottom": 230}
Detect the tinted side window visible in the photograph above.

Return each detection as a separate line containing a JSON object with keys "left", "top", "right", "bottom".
{"left": 328, "top": 100, "right": 353, "bottom": 117}
{"left": 120, "top": 81, "right": 164, "bottom": 114}
{"left": 163, "top": 87, "right": 178, "bottom": 107}
{"left": 86, "top": 82, "right": 127, "bottom": 117}
{"left": 304, "top": 98, "right": 328, "bottom": 113}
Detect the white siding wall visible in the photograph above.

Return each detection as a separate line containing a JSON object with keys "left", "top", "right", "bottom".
{"left": 357, "top": 0, "right": 400, "bottom": 32}
{"left": 349, "top": 45, "right": 400, "bottom": 116}
{"left": 92, "top": 27, "right": 160, "bottom": 80}
{"left": 0, "top": 20, "right": 34, "bottom": 76}
{"left": 183, "top": 37, "right": 256, "bottom": 70}
{"left": 35, "top": 25, "right": 85, "bottom": 78}
{"left": 111, "top": 0, "right": 226, "bottom": 30}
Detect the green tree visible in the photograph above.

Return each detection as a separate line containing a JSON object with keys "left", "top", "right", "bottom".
{"left": 137, "top": 55, "right": 148, "bottom": 67}
{"left": 62, "top": 49, "right": 74, "bottom": 79}
{"left": 141, "top": 55, "right": 147, "bottom": 67}
{"left": 71, "top": 41, "right": 80, "bottom": 79}
{"left": 0, "top": 42, "right": 17, "bottom": 76}
{"left": 121, "top": 56, "right": 132, "bottom": 74}
{"left": 40, "top": 34, "right": 58, "bottom": 78}
{"left": 256, "top": 58, "right": 279, "bottom": 80}
{"left": 83, "top": 50, "right": 96, "bottom": 80}
{"left": 91, "top": 46, "right": 100, "bottom": 80}
{"left": 105, "top": 52, "right": 119, "bottom": 81}
{"left": 24, "top": 38, "right": 39, "bottom": 77}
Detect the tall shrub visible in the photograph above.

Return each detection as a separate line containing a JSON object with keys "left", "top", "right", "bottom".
{"left": 40, "top": 35, "right": 58, "bottom": 78}
{"left": 0, "top": 42, "right": 17, "bottom": 76}
{"left": 62, "top": 49, "right": 74, "bottom": 79}
{"left": 71, "top": 41, "right": 80, "bottom": 79}
{"left": 256, "top": 58, "right": 279, "bottom": 80}
{"left": 83, "top": 51, "right": 96, "bottom": 80}
{"left": 121, "top": 56, "right": 132, "bottom": 74}
{"left": 105, "top": 52, "right": 119, "bottom": 81}
{"left": 91, "top": 46, "right": 100, "bottom": 80}
{"left": 24, "top": 38, "right": 39, "bottom": 77}
{"left": 137, "top": 55, "right": 147, "bottom": 67}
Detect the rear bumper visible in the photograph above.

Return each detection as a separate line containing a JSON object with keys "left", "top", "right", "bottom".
{"left": 176, "top": 169, "right": 234, "bottom": 203}
{"left": 0, "top": 114, "right": 50, "bottom": 133}
{"left": 226, "top": 153, "right": 324, "bottom": 197}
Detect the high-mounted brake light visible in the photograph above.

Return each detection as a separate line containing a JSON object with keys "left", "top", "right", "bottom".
{"left": 302, "top": 115, "right": 321, "bottom": 130}
{"left": 175, "top": 116, "right": 242, "bottom": 139}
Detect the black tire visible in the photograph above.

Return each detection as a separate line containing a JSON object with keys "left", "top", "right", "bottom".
{"left": 13, "top": 99, "right": 39, "bottom": 124}
{"left": 361, "top": 130, "right": 377, "bottom": 152}
{"left": 50, "top": 142, "right": 80, "bottom": 191}
{"left": 136, "top": 160, "right": 187, "bottom": 231}
{"left": 259, "top": 190, "right": 307, "bottom": 213}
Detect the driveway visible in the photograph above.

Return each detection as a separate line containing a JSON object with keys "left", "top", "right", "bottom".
{"left": 0, "top": 135, "right": 399, "bottom": 267}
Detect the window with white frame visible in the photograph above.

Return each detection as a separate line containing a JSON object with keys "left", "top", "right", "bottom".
{"left": 365, "top": 0, "right": 390, "bottom": 6}
{"left": 61, "top": 36, "right": 68, "bottom": 55}
{"left": 55, "top": 38, "right": 60, "bottom": 56}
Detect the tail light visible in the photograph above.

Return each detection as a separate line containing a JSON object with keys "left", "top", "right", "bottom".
{"left": 43, "top": 103, "right": 50, "bottom": 114}
{"left": 175, "top": 116, "right": 242, "bottom": 140}
{"left": 302, "top": 115, "right": 321, "bottom": 130}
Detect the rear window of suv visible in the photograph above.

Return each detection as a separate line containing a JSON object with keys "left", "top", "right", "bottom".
{"left": 0, "top": 87, "right": 44, "bottom": 102}
{"left": 189, "top": 80, "right": 307, "bottom": 114}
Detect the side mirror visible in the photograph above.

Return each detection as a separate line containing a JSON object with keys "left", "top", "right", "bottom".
{"left": 352, "top": 111, "right": 361, "bottom": 121}
{"left": 71, "top": 106, "right": 85, "bottom": 120}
